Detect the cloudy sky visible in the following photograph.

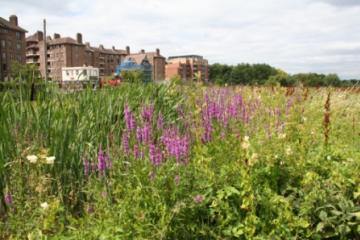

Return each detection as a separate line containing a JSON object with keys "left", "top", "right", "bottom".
{"left": 1, "top": 0, "right": 360, "bottom": 79}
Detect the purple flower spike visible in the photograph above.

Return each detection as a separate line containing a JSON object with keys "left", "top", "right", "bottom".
{"left": 124, "top": 103, "right": 136, "bottom": 130}
{"left": 97, "top": 145, "right": 106, "bottom": 174}
{"left": 122, "top": 131, "right": 130, "bottom": 155}
{"left": 84, "top": 159, "right": 90, "bottom": 176}
{"left": 4, "top": 192, "right": 13, "bottom": 206}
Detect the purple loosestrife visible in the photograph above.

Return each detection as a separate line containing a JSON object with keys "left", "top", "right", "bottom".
{"left": 133, "top": 144, "right": 140, "bottom": 159}
{"left": 142, "top": 123, "right": 152, "bottom": 144}
{"left": 97, "top": 145, "right": 107, "bottom": 174}
{"left": 136, "top": 127, "right": 143, "bottom": 144}
{"left": 4, "top": 192, "right": 13, "bottom": 206}
{"left": 124, "top": 103, "right": 136, "bottom": 130}
{"left": 141, "top": 105, "right": 154, "bottom": 123}
{"left": 193, "top": 194, "right": 204, "bottom": 203}
{"left": 149, "top": 144, "right": 157, "bottom": 165}
{"left": 121, "top": 131, "right": 130, "bottom": 155}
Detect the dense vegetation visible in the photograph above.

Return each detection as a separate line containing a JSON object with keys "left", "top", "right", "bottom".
{"left": 209, "top": 63, "right": 360, "bottom": 87}
{"left": 0, "top": 81, "right": 359, "bottom": 239}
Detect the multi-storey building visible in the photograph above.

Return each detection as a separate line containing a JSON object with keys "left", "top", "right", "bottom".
{"left": 26, "top": 31, "right": 42, "bottom": 68}
{"left": 125, "top": 49, "right": 166, "bottom": 81}
{"left": 26, "top": 32, "right": 128, "bottom": 81}
{"left": 165, "top": 55, "right": 209, "bottom": 82}
{"left": 0, "top": 15, "right": 27, "bottom": 81}
{"left": 85, "top": 43, "right": 127, "bottom": 77}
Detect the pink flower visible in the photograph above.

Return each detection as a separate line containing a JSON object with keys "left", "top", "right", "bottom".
{"left": 193, "top": 194, "right": 204, "bottom": 203}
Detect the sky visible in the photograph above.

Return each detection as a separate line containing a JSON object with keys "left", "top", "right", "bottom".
{"left": 1, "top": 0, "right": 360, "bottom": 79}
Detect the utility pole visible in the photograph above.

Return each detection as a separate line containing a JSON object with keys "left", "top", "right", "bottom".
{"left": 43, "top": 19, "right": 48, "bottom": 82}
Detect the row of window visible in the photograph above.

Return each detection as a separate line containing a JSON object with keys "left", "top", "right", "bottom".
{"left": 0, "top": 39, "right": 23, "bottom": 50}
{"left": 1, "top": 52, "right": 23, "bottom": 62}
{"left": 65, "top": 69, "right": 98, "bottom": 76}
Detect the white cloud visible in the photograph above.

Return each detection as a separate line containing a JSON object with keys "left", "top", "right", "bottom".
{"left": 1, "top": 0, "right": 360, "bottom": 79}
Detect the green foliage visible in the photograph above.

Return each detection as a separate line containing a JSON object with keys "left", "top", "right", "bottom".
{"left": 0, "top": 82, "right": 359, "bottom": 239}
{"left": 209, "top": 63, "right": 351, "bottom": 87}
{"left": 121, "top": 70, "right": 146, "bottom": 83}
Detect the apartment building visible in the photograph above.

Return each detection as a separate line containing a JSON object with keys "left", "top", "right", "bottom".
{"left": 126, "top": 49, "right": 166, "bottom": 81}
{"left": 85, "top": 43, "right": 127, "bottom": 77}
{"left": 26, "top": 32, "right": 129, "bottom": 81}
{"left": 166, "top": 55, "right": 209, "bottom": 82}
{"left": 0, "top": 15, "right": 27, "bottom": 81}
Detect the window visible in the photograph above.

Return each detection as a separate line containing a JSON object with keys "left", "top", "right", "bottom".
{"left": 2, "top": 64, "right": 7, "bottom": 71}
{"left": 66, "top": 71, "right": 69, "bottom": 76}
{"left": 82, "top": 69, "right": 87, "bottom": 76}
{"left": 1, "top": 53, "right": 6, "bottom": 61}
{"left": 1, "top": 40, "right": 5, "bottom": 48}
{"left": 16, "top": 32, "right": 21, "bottom": 40}
{"left": 16, "top": 43, "right": 21, "bottom": 50}
{"left": 75, "top": 70, "right": 79, "bottom": 75}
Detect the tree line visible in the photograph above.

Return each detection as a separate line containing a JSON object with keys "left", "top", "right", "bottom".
{"left": 209, "top": 63, "right": 360, "bottom": 87}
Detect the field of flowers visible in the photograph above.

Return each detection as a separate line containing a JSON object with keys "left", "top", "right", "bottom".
{"left": 0, "top": 82, "right": 359, "bottom": 239}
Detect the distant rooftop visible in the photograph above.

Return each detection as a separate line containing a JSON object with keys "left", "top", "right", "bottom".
{"left": 168, "top": 55, "right": 204, "bottom": 60}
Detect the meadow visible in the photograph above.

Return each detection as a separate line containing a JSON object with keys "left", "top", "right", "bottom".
{"left": 0, "top": 82, "right": 359, "bottom": 239}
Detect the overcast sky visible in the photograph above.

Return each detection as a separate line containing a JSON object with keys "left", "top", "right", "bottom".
{"left": 1, "top": 0, "right": 360, "bottom": 79}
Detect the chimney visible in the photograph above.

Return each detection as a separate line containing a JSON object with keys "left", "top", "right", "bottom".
{"left": 99, "top": 44, "right": 104, "bottom": 49}
{"left": 156, "top": 48, "right": 160, "bottom": 56}
{"left": 76, "top": 33, "right": 82, "bottom": 44}
{"left": 112, "top": 46, "right": 116, "bottom": 50}
{"left": 36, "top": 31, "right": 44, "bottom": 41}
{"left": 9, "top": 15, "right": 18, "bottom": 26}
{"left": 140, "top": 49, "right": 145, "bottom": 54}
{"left": 54, "top": 33, "right": 60, "bottom": 39}
{"left": 126, "top": 46, "right": 130, "bottom": 55}
{"left": 85, "top": 42, "right": 90, "bottom": 47}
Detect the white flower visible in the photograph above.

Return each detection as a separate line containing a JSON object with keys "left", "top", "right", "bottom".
{"left": 327, "top": 156, "right": 331, "bottom": 161}
{"left": 286, "top": 147, "right": 292, "bottom": 156}
{"left": 244, "top": 136, "right": 250, "bottom": 142}
{"left": 26, "top": 155, "right": 38, "bottom": 163}
{"left": 241, "top": 141, "right": 250, "bottom": 150}
{"left": 278, "top": 133, "right": 286, "bottom": 139}
{"left": 45, "top": 156, "right": 55, "bottom": 164}
{"left": 40, "top": 202, "right": 49, "bottom": 210}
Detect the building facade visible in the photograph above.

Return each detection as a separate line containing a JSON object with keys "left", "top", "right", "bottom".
{"left": 165, "top": 55, "right": 209, "bottom": 82}
{"left": 85, "top": 44, "right": 127, "bottom": 77}
{"left": 26, "top": 32, "right": 128, "bottom": 81}
{"left": 126, "top": 49, "right": 166, "bottom": 81}
{"left": 0, "top": 15, "right": 27, "bottom": 81}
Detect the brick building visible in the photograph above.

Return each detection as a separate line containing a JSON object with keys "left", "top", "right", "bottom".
{"left": 26, "top": 32, "right": 129, "bottom": 81}
{"left": 126, "top": 49, "right": 166, "bottom": 81}
{"left": 85, "top": 43, "right": 127, "bottom": 77}
{"left": 0, "top": 15, "right": 27, "bottom": 81}
{"left": 165, "top": 55, "right": 209, "bottom": 82}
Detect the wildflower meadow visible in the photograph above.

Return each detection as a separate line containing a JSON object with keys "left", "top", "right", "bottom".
{"left": 0, "top": 82, "right": 359, "bottom": 239}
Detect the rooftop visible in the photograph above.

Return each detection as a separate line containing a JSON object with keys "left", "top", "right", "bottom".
{"left": 0, "top": 16, "right": 27, "bottom": 32}
{"left": 168, "top": 55, "right": 204, "bottom": 60}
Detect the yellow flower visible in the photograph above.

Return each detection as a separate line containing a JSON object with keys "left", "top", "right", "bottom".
{"left": 26, "top": 155, "right": 38, "bottom": 163}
